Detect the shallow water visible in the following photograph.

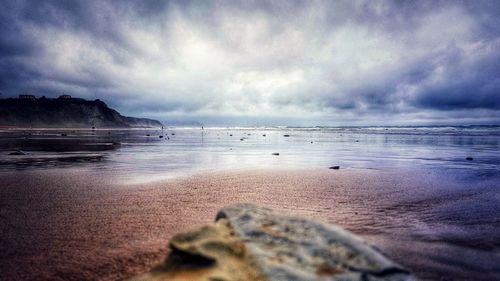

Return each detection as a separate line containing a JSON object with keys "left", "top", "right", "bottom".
{"left": 1, "top": 126, "right": 499, "bottom": 182}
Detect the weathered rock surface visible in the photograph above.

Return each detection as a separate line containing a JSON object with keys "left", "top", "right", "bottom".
{"left": 131, "top": 204, "right": 415, "bottom": 281}
{"left": 131, "top": 218, "right": 263, "bottom": 281}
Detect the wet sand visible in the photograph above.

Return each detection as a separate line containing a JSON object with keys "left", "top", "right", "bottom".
{"left": 1, "top": 168, "right": 499, "bottom": 280}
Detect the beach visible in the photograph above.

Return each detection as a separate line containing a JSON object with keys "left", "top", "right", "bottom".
{"left": 2, "top": 1, "right": 500, "bottom": 279}
{"left": 1, "top": 167, "right": 499, "bottom": 280}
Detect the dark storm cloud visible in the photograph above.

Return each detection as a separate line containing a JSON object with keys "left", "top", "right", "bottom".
{"left": 0, "top": 0, "right": 499, "bottom": 124}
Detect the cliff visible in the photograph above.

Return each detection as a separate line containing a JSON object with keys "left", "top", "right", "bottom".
{"left": 0, "top": 97, "right": 162, "bottom": 128}
{"left": 131, "top": 204, "right": 414, "bottom": 281}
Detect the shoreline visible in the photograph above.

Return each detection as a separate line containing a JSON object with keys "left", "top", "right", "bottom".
{"left": 1, "top": 168, "right": 499, "bottom": 280}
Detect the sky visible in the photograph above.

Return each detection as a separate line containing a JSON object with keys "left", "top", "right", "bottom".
{"left": 0, "top": 0, "right": 499, "bottom": 126}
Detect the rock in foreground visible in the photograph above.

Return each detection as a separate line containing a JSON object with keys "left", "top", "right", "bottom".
{"left": 131, "top": 204, "right": 414, "bottom": 281}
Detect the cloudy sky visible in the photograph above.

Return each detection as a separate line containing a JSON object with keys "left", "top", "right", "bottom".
{"left": 1, "top": 0, "right": 499, "bottom": 126}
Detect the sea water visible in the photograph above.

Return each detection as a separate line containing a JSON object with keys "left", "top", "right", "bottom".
{"left": 0, "top": 126, "right": 499, "bottom": 182}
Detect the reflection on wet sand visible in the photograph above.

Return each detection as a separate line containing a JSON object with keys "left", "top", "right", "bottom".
{"left": 0, "top": 154, "right": 105, "bottom": 168}
{"left": 0, "top": 129, "right": 139, "bottom": 168}
{"left": 1, "top": 127, "right": 499, "bottom": 179}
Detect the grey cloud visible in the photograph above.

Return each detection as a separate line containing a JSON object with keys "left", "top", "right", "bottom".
{"left": 0, "top": 0, "right": 499, "bottom": 125}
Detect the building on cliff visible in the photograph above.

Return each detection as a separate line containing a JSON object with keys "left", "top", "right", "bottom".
{"left": 19, "top": 94, "right": 36, "bottom": 100}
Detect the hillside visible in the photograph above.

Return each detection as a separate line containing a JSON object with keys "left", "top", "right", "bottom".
{"left": 0, "top": 97, "right": 162, "bottom": 128}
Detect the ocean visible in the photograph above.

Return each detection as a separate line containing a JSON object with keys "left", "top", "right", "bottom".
{"left": 1, "top": 126, "right": 499, "bottom": 182}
